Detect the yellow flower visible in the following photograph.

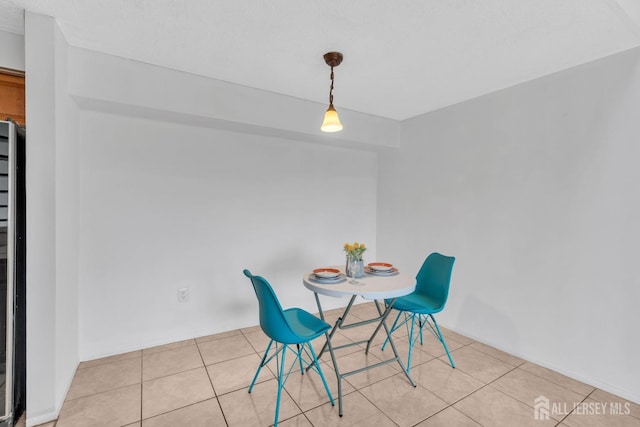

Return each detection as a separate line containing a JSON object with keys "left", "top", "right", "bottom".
{"left": 353, "top": 242, "right": 359, "bottom": 248}
{"left": 359, "top": 243, "right": 365, "bottom": 249}
{"left": 344, "top": 243, "right": 349, "bottom": 249}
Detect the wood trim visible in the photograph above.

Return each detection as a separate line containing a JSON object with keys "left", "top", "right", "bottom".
{"left": 0, "top": 67, "right": 25, "bottom": 78}
{"left": 0, "top": 69, "right": 26, "bottom": 126}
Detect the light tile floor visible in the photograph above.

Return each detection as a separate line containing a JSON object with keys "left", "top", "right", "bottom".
{"left": 36, "top": 302, "right": 640, "bottom": 427}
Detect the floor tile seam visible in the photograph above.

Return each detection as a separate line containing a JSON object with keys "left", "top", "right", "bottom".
{"left": 589, "top": 388, "right": 640, "bottom": 418}
{"left": 481, "top": 363, "right": 519, "bottom": 387}
{"left": 63, "top": 380, "right": 142, "bottom": 403}
{"left": 296, "top": 388, "right": 359, "bottom": 415}
{"left": 139, "top": 397, "right": 216, "bottom": 420}
{"left": 406, "top": 404, "right": 456, "bottom": 427}
{"left": 465, "top": 344, "right": 526, "bottom": 368}
{"left": 351, "top": 388, "right": 401, "bottom": 426}
{"left": 373, "top": 342, "right": 441, "bottom": 362}
{"left": 142, "top": 343, "right": 200, "bottom": 361}
{"left": 282, "top": 382, "right": 306, "bottom": 420}
{"left": 214, "top": 395, "right": 230, "bottom": 427}
{"left": 195, "top": 330, "right": 243, "bottom": 344}
{"left": 487, "top": 380, "right": 580, "bottom": 423}
{"left": 142, "top": 340, "right": 197, "bottom": 360}
{"left": 212, "top": 375, "right": 274, "bottom": 398}
{"left": 440, "top": 344, "right": 518, "bottom": 382}
{"left": 141, "top": 395, "right": 218, "bottom": 422}
{"left": 553, "top": 388, "right": 594, "bottom": 425}
{"left": 343, "top": 368, "right": 410, "bottom": 394}
{"left": 450, "top": 382, "right": 507, "bottom": 426}
{"left": 221, "top": 376, "right": 276, "bottom": 397}
{"left": 195, "top": 341, "right": 219, "bottom": 398}
{"left": 77, "top": 355, "right": 142, "bottom": 370}
{"left": 245, "top": 338, "right": 272, "bottom": 355}
{"left": 443, "top": 365, "right": 524, "bottom": 423}
{"left": 142, "top": 358, "right": 206, "bottom": 382}
{"left": 478, "top": 379, "right": 572, "bottom": 423}
{"left": 411, "top": 405, "right": 482, "bottom": 427}
{"left": 141, "top": 363, "right": 210, "bottom": 385}
{"left": 299, "top": 411, "right": 315, "bottom": 426}
{"left": 452, "top": 342, "right": 516, "bottom": 369}
{"left": 58, "top": 387, "right": 143, "bottom": 426}
{"left": 142, "top": 342, "right": 197, "bottom": 356}
{"left": 238, "top": 326, "right": 264, "bottom": 353}
{"left": 516, "top": 365, "right": 596, "bottom": 398}
{"left": 444, "top": 360, "right": 513, "bottom": 387}
{"left": 73, "top": 355, "right": 144, "bottom": 376}
{"left": 200, "top": 349, "right": 257, "bottom": 366}
{"left": 629, "top": 411, "right": 640, "bottom": 421}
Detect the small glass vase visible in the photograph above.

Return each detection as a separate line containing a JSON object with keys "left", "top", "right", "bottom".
{"left": 346, "top": 257, "right": 365, "bottom": 278}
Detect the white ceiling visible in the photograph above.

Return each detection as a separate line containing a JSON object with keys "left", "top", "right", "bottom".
{"left": 2, "top": 0, "right": 640, "bottom": 120}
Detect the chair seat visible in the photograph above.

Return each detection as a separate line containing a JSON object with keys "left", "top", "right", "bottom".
{"left": 392, "top": 293, "right": 444, "bottom": 314}
{"left": 282, "top": 308, "right": 331, "bottom": 343}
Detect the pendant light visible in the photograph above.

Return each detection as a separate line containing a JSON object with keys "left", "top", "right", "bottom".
{"left": 321, "top": 52, "right": 344, "bottom": 132}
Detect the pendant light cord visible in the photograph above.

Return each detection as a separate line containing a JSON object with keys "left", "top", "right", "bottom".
{"left": 329, "top": 66, "right": 335, "bottom": 106}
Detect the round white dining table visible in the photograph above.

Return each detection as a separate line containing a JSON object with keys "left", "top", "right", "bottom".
{"left": 302, "top": 266, "right": 417, "bottom": 417}
{"left": 303, "top": 266, "right": 416, "bottom": 300}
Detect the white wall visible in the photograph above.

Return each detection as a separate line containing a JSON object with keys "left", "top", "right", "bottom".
{"left": 24, "top": 24, "right": 384, "bottom": 422}
{"left": 53, "top": 15, "right": 80, "bottom": 421}
{"left": 77, "top": 109, "right": 377, "bottom": 359}
{"left": 378, "top": 47, "right": 640, "bottom": 403}
{"left": 0, "top": 29, "right": 24, "bottom": 70}
{"left": 25, "top": 13, "right": 80, "bottom": 426}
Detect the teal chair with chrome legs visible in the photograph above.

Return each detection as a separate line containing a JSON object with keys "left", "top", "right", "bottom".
{"left": 243, "top": 269, "right": 335, "bottom": 426}
{"left": 381, "top": 253, "right": 456, "bottom": 372}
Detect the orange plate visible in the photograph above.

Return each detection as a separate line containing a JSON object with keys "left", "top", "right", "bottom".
{"left": 367, "top": 262, "right": 393, "bottom": 271}
{"left": 313, "top": 268, "right": 341, "bottom": 278}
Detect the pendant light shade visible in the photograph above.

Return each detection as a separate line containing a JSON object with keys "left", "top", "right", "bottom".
{"left": 321, "top": 104, "right": 343, "bottom": 132}
{"left": 320, "top": 52, "right": 344, "bottom": 133}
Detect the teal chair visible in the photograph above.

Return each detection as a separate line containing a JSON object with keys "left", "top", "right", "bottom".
{"left": 243, "top": 270, "right": 334, "bottom": 426}
{"left": 381, "top": 253, "right": 456, "bottom": 372}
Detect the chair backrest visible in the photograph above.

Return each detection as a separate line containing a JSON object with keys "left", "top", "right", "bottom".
{"left": 415, "top": 253, "right": 455, "bottom": 310}
{"left": 243, "top": 269, "right": 298, "bottom": 343}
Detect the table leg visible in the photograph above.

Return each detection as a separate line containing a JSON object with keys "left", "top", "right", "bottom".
{"left": 314, "top": 294, "right": 357, "bottom": 362}
{"left": 312, "top": 292, "right": 348, "bottom": 416}
{"left": 364, "top": 298, "right": 396, "bottom": 354}
{"left": 373, "top": 299, "right": 416, "bottom": 387}
{"left": 324, "top": 330, "right": 342, "bottom": 416}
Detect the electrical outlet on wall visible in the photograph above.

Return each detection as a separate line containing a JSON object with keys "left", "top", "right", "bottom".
{"left": 177, "top": 287, "right": 189, "bottom": 302}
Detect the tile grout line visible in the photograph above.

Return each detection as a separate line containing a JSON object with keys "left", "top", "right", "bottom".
{"left": 194, "top": 340, "right": 230, "bottom": 427}
{"left": 554, "top": 388, "right": 596, "bottom": 426}
{"left": 62, "top": 381, "right": 142, "bottom": 404}
{"left": 517, "top": 363, "right": 595, "bottom": 397}
{"left": 434, "top": 353, "right": 522, "bottom": 426}
{"left": 481, "top": 359, "right": 600, "bottom": 421}
{"left": 139, "top": 353, "right": 143, "bottom": 426}
{"left": 352, "top": 388, "right": 400, "bottom": 427}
